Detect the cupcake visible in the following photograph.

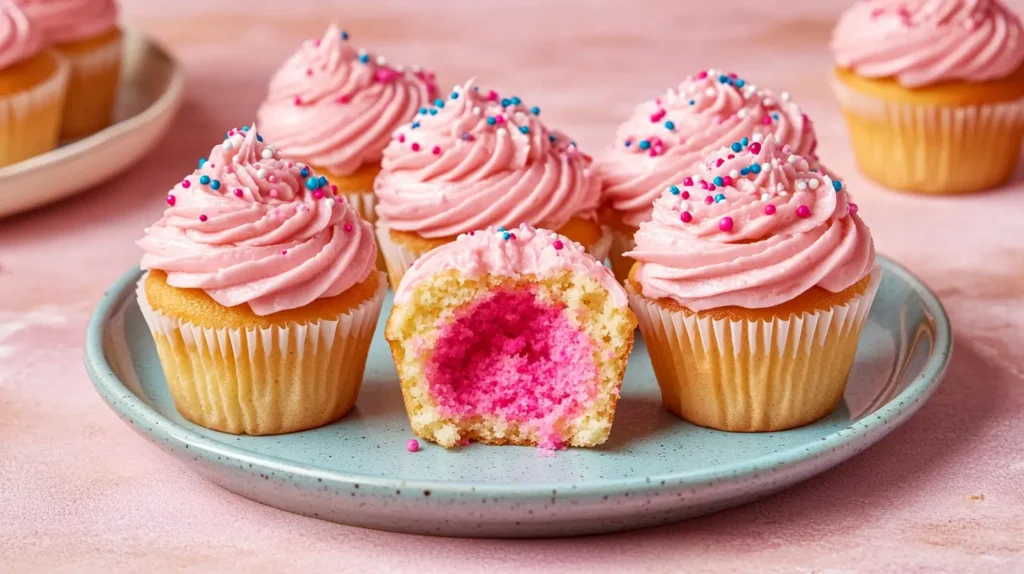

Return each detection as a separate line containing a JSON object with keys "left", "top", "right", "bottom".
{"left": 257, "top": 24, "right": 438, "bottom": 229}
{"left": 0, "top": 2, "right": 67, "bottom": 166}
{"left": 374, "top": 80, "right": 609, "bottom": 287}
{"left": 597, "top": 70, "right": 822, "bottom": 284}
{"left": 385, "top": 223, "right": 636, "bottom": 448}
{"left": 830, "top": 0, "right": 1024, "bottom": 194}
{"left": 137, "top": 125, "right": 386, "bottom": 435}
{"left": 17, "top": 0, "right": 121, "bottom": 140}
{"left": 626, "top": 135, "right": 879, "bottom": 432}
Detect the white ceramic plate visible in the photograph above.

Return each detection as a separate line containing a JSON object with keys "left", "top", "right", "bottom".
{"left": 0, "top": 29, "right": 185, "bottom": 218}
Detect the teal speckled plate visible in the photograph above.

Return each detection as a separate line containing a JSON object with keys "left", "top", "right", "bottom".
{"left": 85, "top": 255, "right": 951, "bottom": 538}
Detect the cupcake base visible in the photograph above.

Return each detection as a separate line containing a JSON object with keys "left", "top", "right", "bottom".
{"left": 56, "top": 28, "right": 123, "bottom": 140}
{"left": 137, "top": 270, "right": 387, "bottom": 435}
{"left": 627, "top": 268, "right": 881, "bottom": 432}
{"left": 0, "top": 50, "right": 69, "bottom": 167}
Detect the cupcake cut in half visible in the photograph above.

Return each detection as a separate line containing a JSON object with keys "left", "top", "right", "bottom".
{"left": 257, "top": 24, "right": 438, "bottom": 225}
{"left": 830, "top": 0, "right": 1024, "bottom": 194}
{"left": 385, "top": 224, "right": 636, "bottom": 449}
{"left": 137, "top": 125, "right": 386, "bottom": 436}
{"left": 626, "top": 134, "right": 879, "bottom": 433}
{"left": 597, "top": 69, "right": 821, "bottom": 283}
{"left": 374, "top": 80, "right": 609, "bottom": 288}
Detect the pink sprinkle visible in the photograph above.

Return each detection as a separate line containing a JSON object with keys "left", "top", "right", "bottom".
{"left": 764, "top": 204, "right": 776, "bottom": 215}
{"left": 849, "top": 203, "right": 859, "bottom": 214}
{"left": 268, "top": 174, "right": 277, "bottom": 184}
{"left": 683, "top": 177, "right": 693, "bottom": 187}
{"left": 708, "top": 184, "right": 717, "bottom": 192}
{"left": 233, "top": 189, "right": 244, "bottom": 198}
{"left": 509, "top": 233, "right": 517, "bottom": 240}
{"left": 281, "top": 250, "right": 287, "bottom": 255}
{"left": 337, "top": 94, "right": 351, "bottom": 104}
{"left": 722, "top": 176, "right": 733, "bottom": 186}
{"left": 398, "top": 134, "right": 406, "bottom": 143}
{"left": 648, "top": 149, "right": 658, "bottom": 158}
{"left": 727, "top": 154, "right": 735, "bottom": 160}
{"left": 411, "top": 143, "right": 421, "bottom": 151}
{"left": 469, "top": 231, "right": 475, "bottom": 236}
{"left": 749, "top": 142, "right": 762, "bottom": 155}
{"left": 715, "top": 158, "right": 725, "bottom": 167}
{"left": 697, "top": 70, "right": 708, "bottom": 79}
{"left": 797, "top": 205, "right": 811, "bottom": 218}
{"left": 432, "top": 145, "right": 442, "bottom": 155}
{"left": 313, "top": 190, "right": 325, "bottom": 199}
{"left": 294, "top": 97, "right": 302, "bottom": 106}
{"left": 331, "top": 184, "right": 338, "bottom": 194}
{"left": 680, "top": 211, "right": 692, "bottom": 223}
{"left": 181, "top": 180, "right": 191, "bottom": 189}
{"left": 209, "top": 163, "right": 215, "bottom": 169}
{"left": 552, "top": 240, "right": 564, "bottom": 250}
{"left": 199, "top": 214, "right": 208, "bottom": 222}
{"left": 406, "top": 439, "right": 420, "bottom": 453}
{"left": 344, "top": 223, "right": 353, "bottom": 232}
{"left": 700, "top": 181, "right": 709, "bottom": 190}
{"left": 285, "top": 161, "right": 294, "bottom": 168}
{"left": 762, "top": 115, "right": 772, "bottom": 125}
{"left": 782, "top": 144, "right": 792, "bottom": 154}
{"left": 650, "top": 109, "right": 666, "bottom": 123}
{"left": 487, "top": 90, "right": 499, "bottom": 101}
{"left": 375, "top": 68, "right": 399, "bottom": 83}
{"left": 704, "top": 195, "right": 714, "bottom": 205}
{"left": 166, "top": 195, "right": 176, "bottom": 206}
{"left": 718, "top": 216, "right": 734, "bottom": 232}
{"left": 681, "top": 191, "right": 690, "bottom": 200}
{"left": 305, "top": 68, "right": 313, "bottom": 76}
{"left": 269, "top": 190, "right": 279, "bottom": 198}
{"left": 494, "top": 115, "right": 505, "bottom": 124}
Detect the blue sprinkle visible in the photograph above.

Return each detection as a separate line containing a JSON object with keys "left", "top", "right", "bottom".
{"left": 434, "top": 98, "right": 444, "bottom": 108}
{"left": 305, "top": 176, "right": 319, "bottom": 191}
{"left": 418, "top": 107, "right": 427, "bottom": 115}
{"left": 689, "top": 99, "right": 695, "bottom": 106}
{"left": 571, "top": 141, "right": 576, "bottom": 146}
{"left": 530, "top": 106, "right": 540, "bottom": 115}
{"left": 664, "top": 120, "right": 676, "bottom": 130}
{"left": 500, "top": 98, "right": 511, "bottom": 107}
{"left": 486, "top": 116, "right": 497, "bottom": 126}
{"left": 511, "top": 96, "right": 521, "bottom": 105}
{"left": 715, "top": 193, "right": 726, "bottom": 203}
{"left": 519, "top": 125, "right": 530, "bottom": 134}
{"left": 429, "top": 109, "right": 438, "bottom": 115}
{"left": 241, "top": 126, "right": 250, "bottom": 132}
{"left": 833, "top": 180, "right": 843, "bottom": 192}
{"left": 341, "top": 31, "right": 349, "bottom": 40}
{"left": 461, "top": 132, "right": 471, "bottom": 141}
{"left": 319, "top": 176, "right": 328, "bottom": 187}
{"left": 624, "top": 140, "right": 632, "bottom": 147}
{"left": 741, "top": 137, "right": 749, "bottom": 146}
{"left": 750, "top": 163, "right": 762, "bottom": 174}
{"left": 210, "top": 179, "right": 221, "bottom": 190}
{"left": 740, "top": 167, "right": 750, "bottom": 176}
{"left": 772, "top": 113, "right": 780, "bottom": 120}
{"left": 450, "top": 92, "right": 459, "bottom": 100}
{"left": 713, "top": 176, "right": 724, "bottom": 186}
{"left": 548, "top": 134, "right": 556, "bottom": 143}
{"left": 731, "top": 143, "right": 742, "bottom": 152}
{"left": 638, "top": 140, "right": 651, "bottom": 150}
{"left": 497, "top": 226, "right": 506, "bottom": 232}
{"left": 199, "top": 175, "right": 211, "bottom": 185}
{"left": 718, "top": 74, "right": 728, "bottom": 83}
{"left": 473, "top": 86, "right": 479, "bottom": 91}
{"left": 300, "top": 167, "right": 310, "bottom": 178}
{"left": 257, "top": 134, "right": 263, "bottom": 142}
{"left": 502, "top": 231, "right": 511, "bottom": 240}
{"left": 411, "top": 121, "right": 420, "bottom": 129}
{"left": 669, "top": 185, "right": 680, "bottom": 195}
{"left": 735, "top": 79, "right": 745, "bottom": 88}
{"left": 358, "top": 53, "right": 369, "bottom": 63}
{"left": 198, "top": 158, "right": 207, "bottom": 169}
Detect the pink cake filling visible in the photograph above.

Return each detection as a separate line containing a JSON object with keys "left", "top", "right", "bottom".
{"left": 427, "top": 289, "right": 599, "bottom": 448}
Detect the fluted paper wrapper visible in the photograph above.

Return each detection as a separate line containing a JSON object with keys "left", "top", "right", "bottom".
{"left": 377, "top": 221, "right": 613, "bottom": 289}
{"left": 0, "top": 51, "right": 68, "bottom": 166}
{"left": 628, "top": 268, "right": 881, "bottom": 432}
{"left": 136, "top": 273, "right": 387, "bottom": 435}
{"left": 59, "top": 33, "right": 122, "bottom": 140}
{"left": 830, "top": 72, "right": 1024, "bottom": 194}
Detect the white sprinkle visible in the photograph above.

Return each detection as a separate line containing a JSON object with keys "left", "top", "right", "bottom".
{"left": 809, "top": 179, "right": 820, "bottom": 190}
{"left": 679, "top": 201, "right": 692, "bottom": 211}
{"left": 776, "top": 183, "right": 785, "bottom": 192}
{"left": 760, "top": 193, "right": 770, "bottom": 202}
{"left": 692, "top": 174, "right": 703, "bottom": 183}
{"left": 223, "top": 141, "right": 235, "bottom": 151}
{"left": 256, "top": 168, "right": 267, "bottom": 179}
{"left": 788, "top": 155, "right": 800, "bottom": 164}
{"left": 705, "top": 87, "right": 716, "bottom": 97}
{"left": 707, "top": 68, "right": 717, "bottom": 76}
{"left": 800, "top": 159, "right": 810, "bottom": 171}
{"left": 781, "top": 91, "right": 791, "bottom": 103}
{"left": 261, "top": 149, "right": 274, "bottom": 160}
{"left": 779, "top": 191, "right": 789, "bottom": 197}
{"left": 497, "top": 128, "right": 508, "bottom": 138}
{"left": 729, "top": 169, "right": 739, "bottom": 179}
{"left": 687, "top": 84, "right": 697, "bottom": 94}
{"left": 761, "top": 163, "right": 771, "bottom": 172}
{"left": 376, "top": 55, "right": 387, "bottom": 66}
{"left": 472, "top": 106, "right": 481, "bottom": 115}
{"left": 325, "top": 198, "right": 336, "bottom": 208}
{"left": 737, "top": 108, "right": 748, "bottom": 119}
{"left": 796, "top": 180, "right": 808, "bottom": 191}
{"left": 763, "top": 98, "right": 775, "bottom": 107}
{"left": 752, "top": 133, "right": 764, "bottom": 143}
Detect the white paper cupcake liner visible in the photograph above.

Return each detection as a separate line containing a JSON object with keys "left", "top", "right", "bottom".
{"left": 136, "top": 272, "right": 387, "bottom": 435}
{"left": 627, "top": 267, "right": 882, "bottom": 431}
{"left": 339, "top": 188, "right": 377, "bottom": 224}
{"left": 0, "top": 51, "right": 69, "bottom": 165}
{"left": 64, "top": 32, "right": 123, "bottom": 75}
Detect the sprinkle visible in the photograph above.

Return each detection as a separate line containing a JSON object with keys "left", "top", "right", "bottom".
{"left": 341, "top": 30, "right": 349, "bottom": 40}
{"left": 398, "top": 134, "right": 406, "bottom": 143}
{"left": 486, "top": 116, "right": 497, "bottom": 126}
{"left": 500, "top": 98, "right": 511, "bottom": 107}
{"left": 241, "top": 126, "right": 250, "bottom": 132}
{"left": 712, "top": 176, "right": 724, "bottom": 186}
{"left": 638, "top": 140, "right": 651, "bottom": 150}
{"left": 331, "top": 184, "right": 338, "bottom": 194}
{"left": 809, "top": 179, "right": 820, "bottom": 190}
{"left": 199, "top": 214, "right": 208, "bottom": 222}
{"left": 434, "top": 98, "right": 445, "bottom": 108}
{"left": 313, "top": 190, "right": 325, "bottom": 199}
{"left": 418, "top": 107, "right": 427, "bottom": 115}
{"left": 234, "top": 189, "right": 244, "bottom": 198}
{"left": 257, "top": 134, "right": 263, "bottom": 142}
{"left": 181, "top": 180, "right": 191, "bottom": 189}
{"left": 715, "top": 158, "right": 725, "bottom": 168}
{"left": 210, "top": 179, "right": 221, "bottom": 190}
{"left": 668, "top": 185, "right": 680, "bottom": 195}
{"left": 748, "top": 142, "right": 762, "bottom": 155}
{"left": 764, "top": 204, "right": 776, "bottom": 215}
{"left": 740, "top": 167, "right": 750, "bottom": 176}
{"left": 497, "top": 128, "right": 508, "bottom": 138}
{"left": 166, "top": 195, "right": 175, "bottom": 206}
{"left": 849, "top": 203, "right": 859, "bottom": 214}
{"left": 344, "top": 222, "right": 353, "bottom": 232}
{"left": 198, "top": 158, "right": 207, "bottom": 169}
{"left": 708, "top": 184, "right": 716, "bottom": 192}
{"left": 752, "top": 133, "right": 764, "bottom": 143}
{"left": 511, "top": 96, "right": 521, "bottom": 105}
{"left": 762, "top": 115, "right": 772, "bottom": 125}
{"left": 689, "top": 99, "right": 695, "bottom": 106}
{"left": 429, "top": 109, "right": 438, "bottom": 115}
{"left": 406, "top": 439, "right": 420, "bottom": 453}
{"left": 549, "top": 134, "right": 556, "bottom": 143}
{"left": 683, "top": 177, "right": 693, "bottom": 187}
{"left": 718, "top": 217, "right": 733, "bottom": 232}
{"left": 411, "top": 121, "right": 420, "bottom": 129}
{"left": 281, "top": 250, "right": 287, "bottom": 256}
{"left": 267, "top": 174, "right": 277, "bottom": 184}
{"left": 650, "top": 109, "right": 666, "bottom": 123}
{"left": 450, "top": 91, "right": 459, "bottom": 99}
{"left": 358, "top": 52, "right": 369, "bottom": 64}
{"left": 411, "top": 143, "right": 421, "bottom": 151}
{"left": 319, "top": 176, "right": 328, "bottom": 187}
{"left": 530, "top": 106, "right": 540, "bottom": 115}
{"left": 735, "top": 79, "right": 745, "bottom": 88}
{"left": 797, "top": 205, "right": 811, "bottom": 218}
{"left": 714, "top": 193, "right": 726, "bottom": 203}
{"left": 664, "top": 120, "right": 675, "bottom": 130}
{"left": 729, "top": 170, "right": 739, "bottom": 178}
{"left": 704, "top": 195, "right": 714, "bottom": 205}
{"left": 199, "top": 175, "right": 211, "bottom": 185}
{"left": 519, "top": 125, "right": 530, "bottom": 134}
{"left": 294, "top": 96, "right": 302, "bottom": 106}
{"left": 722, "top": 176, "right": 733, "bottom": 186}
{"left": 624, "top": 139, "right": 632, "bottom": 147}
{"left": 502, "top": 231, "right": 511, "bottom": 240}
{"left": 796, "top": 181, "right": 807, "bottom": 191}
{"left": 256, "top": 169, "right": 267, "bottom": 179}
{"left": 494, "top": 115, "right": 505, "bottom": 124}
{"left": 305, "top": 177, "right": 320, "bottom": 190}
{"left": 705, "top": 87, "right": 716, "bottom": 97}
{"left": 680, "top": 211, "right": 693, "bottom": 223}
{"left": 325, "top": 198, "right": 336, "bottom": 208}
{"left": 432, "top": 145, "right": 441, "bottom": 155}
{"left": 749, "top": 164, "right": 762, "bottom": 174}
{"left": 833, "top": 180, "right": 843, "bottom": 192}
{"left": 552, "top": 240, "right": 564, "bottom": 250}
{"left": 261, "top": 149, "right": 274, "bottom": 160}
{"left": 487, "top": 90, "right": 499, "bottom": 101}
{"left": 731, "top": 142, "right": 742, "bottom": 152}
{"left": 300, "top": 167, "right": 310, "bottom": 178}
{"left": 681, "top": 191, "right": 690, "bottom": 199}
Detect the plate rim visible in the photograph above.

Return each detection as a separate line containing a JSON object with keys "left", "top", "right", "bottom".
{"left": 85, "top": 255, "right": 952, "bottom": 499}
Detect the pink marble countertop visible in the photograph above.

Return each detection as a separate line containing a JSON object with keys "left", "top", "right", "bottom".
{"left": 2, "top": 0, "right": 1023, "bottom": 571}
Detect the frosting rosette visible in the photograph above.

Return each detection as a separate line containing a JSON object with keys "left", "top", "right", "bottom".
{"left": 374, "top": 80, "right": 601, "bottom": 238}
{"left": 0, "top": 1, "right": 42, "bottom": 69}
{"left": 628, "top": 133, "right": 875, "bottom": 311}
{"left": 256, "top": 24, "right": 438, "bottom": 176}
{"left": 14, "top": 0, "right": 117, "bottom": 45}
{"left": 138, "top": 125, "right": 377, "bottom": 316}
{"left": 597, "top": 69, "right": 820, "bottom": 227}
{"left": 831, "top": 0, "right": 1024, "bottom": 88}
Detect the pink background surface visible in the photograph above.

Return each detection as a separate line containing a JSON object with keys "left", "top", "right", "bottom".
{"left": 2, "top": 0, "right": 1023, "bottom": 571}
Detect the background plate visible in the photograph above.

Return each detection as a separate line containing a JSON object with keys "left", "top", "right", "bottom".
{"left": 85, "top": 256, "right": 950, "bottom": 538}
{"left": 0, "top": 30, "right": 185, "bottom": 218}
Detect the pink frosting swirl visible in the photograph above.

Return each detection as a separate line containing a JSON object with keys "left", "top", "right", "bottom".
{"left": 138, "top": 126, "right": 377, "bottom": 316}
{"left": 395, "top": 224, "right": 626, "bottom": 307}
{"left": 375, "top": 80, "right": 600, "bottom": 238}
{"left": 14, "top": 0, "right": 117, "bottom": 44}
{"left": 628, "top": 134, "right": 875, "bottom": 311}
{"left": 0, "top": 1, "right": 42, "bottom": 69}
{"left": 257, "top": 24, "right": 438, "bottom": 176}
{"left": 831, "top": 0, "right": 1024, "bottom": 87}
{"left": 597, "top": 69, "right": 820, "bottom": 228}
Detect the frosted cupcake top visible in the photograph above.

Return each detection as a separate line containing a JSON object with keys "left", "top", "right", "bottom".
{"left": 596, "top": 70, "right": 820, "bottom": 228}
{"left": 628, "top": 134, "right": 875, "bottom": 311}
{"left": 138, "top": 126, "right": 377, "bottom": 316}
{"left": 257, "top": 25, "right": 438, "bottom": 176}
{"left": 394, "top": 223, "right": 627, "bottom": 306}
{"left": 15, "top": 0, "right": 117, "bottom": 45}
{"left": 374, "top": 80, "right": 601, "bottom": 239}
{"left": 0, "top": 1, "right": 42, "bottom": 69}
{"left": 831, "top": 0, "right": 1024, "bottom": 88}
